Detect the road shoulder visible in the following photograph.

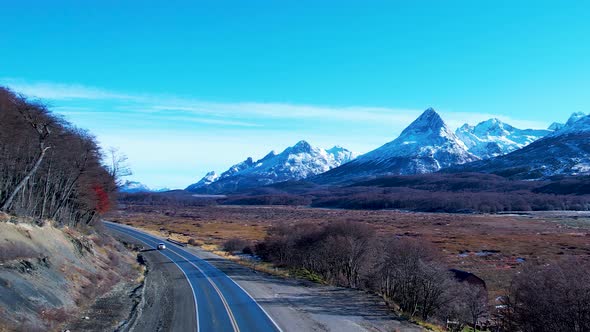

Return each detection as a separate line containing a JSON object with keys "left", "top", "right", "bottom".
{"left": 185, "top": 246, "right": 424, "bottom": 332}
{"left": 110, "top": 231, "right": 197, "bottom": 332}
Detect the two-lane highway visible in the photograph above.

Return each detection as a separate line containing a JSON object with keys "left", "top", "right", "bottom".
{"left": 105, "top": 221, "right": 282, "bottom": 332}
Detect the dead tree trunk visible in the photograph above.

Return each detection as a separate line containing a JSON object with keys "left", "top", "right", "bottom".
{"left": 1, "top": 144, "right": 50, "bottom": 212}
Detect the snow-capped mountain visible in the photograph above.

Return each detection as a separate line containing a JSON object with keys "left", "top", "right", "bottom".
{"left": 447, "top": 112, "right": 590, "bottom": 179}
{"left": 185, "top": 171, "right": 220, "bottom": 191}
{"left": 119, "top": 180, "right": 151, "bottom": 193}
{"left": 186, "top": 141, "right": 356, "bottom": 193}
{"left": 566, "top": 112, "right": 586, "bottom": 127}
{"left": 548, "top": 122, "right": 565, "bottom": 131}
{"left": 455, "top": 118, "right": 551, "bottom": 159}
{"left": 550, "top": 112, "right": 589, "bottom": 136}
{"left": 315, "top": 108, "right": 479, "bottom": 183}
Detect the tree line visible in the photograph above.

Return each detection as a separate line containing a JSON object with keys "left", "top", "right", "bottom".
{"left": 0, "top": 87, "right": 118, "bottom": 227}
{"left": 248, "top": 221, "right": 590, "bottom": 331}
{"left": 213, "top": 173, "right": 590, "bottom": 213}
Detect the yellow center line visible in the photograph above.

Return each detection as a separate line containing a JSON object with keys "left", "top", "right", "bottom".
{"left": 167, "top": 246, "right": 241, "bottom": 332}
{"left": 108, "top": 223, "right": 240, "bottom": 332}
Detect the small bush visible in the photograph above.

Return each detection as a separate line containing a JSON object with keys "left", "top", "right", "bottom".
{"left": 223, "top": 238, "right": 249, "bottom": 253}
{"left": 242, "top": 246, "right": 253, "bottom": 255}
{"left": 292, "top": 268, "right": 324, "bottom": 283}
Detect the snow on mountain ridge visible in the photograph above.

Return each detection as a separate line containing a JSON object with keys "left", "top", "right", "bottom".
{"left": 314, "top": 108, "right": 479, "bottom": 182}
{"left": 548, "top": 122, "right": 565, "bottom": 131}
{"left": 553, "top": 113, "right": 590, "bottom": 136}
{"left": 456, "top": 118, "right": 551, "bottom": 159}
{"left": 448, "top": 111, "right": 590, "bottom": 179}
{"left": 119, "top": 180, "right": 151, "bottom": 193}
{"left": 355, "top": 107, "right": 473, "bottom": 164}
{"left": 187, "top": 140, "right": 356, "bottom": 192}
{"left": 566, "top": 112, "right": 586, "bottom": 127}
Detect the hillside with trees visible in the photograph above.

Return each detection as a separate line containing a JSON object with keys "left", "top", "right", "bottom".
{"left": 0, "top": 86, "right": 142, "bottom": 331}
{"left": 0, "top": 87, "right": 118, "bottom": 227}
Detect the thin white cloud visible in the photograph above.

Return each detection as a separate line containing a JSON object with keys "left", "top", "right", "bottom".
{"left": 1, "top": 78, "right": 422, "bottom": 124}
{"left": 2, "top": 78, "right": 551, "bottom": 130}
{"left": 1, "top": 78, "right": 554, "bottom": 188}
{"left": 162, "top": 116, "right": 263, "bottom": 127}
{"left": 0, "top": 78, "right": 135, "bottom": 100}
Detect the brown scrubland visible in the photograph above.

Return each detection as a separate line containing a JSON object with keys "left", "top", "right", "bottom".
{"left": 110, "top": 201, "right": 590, "bottom": 331}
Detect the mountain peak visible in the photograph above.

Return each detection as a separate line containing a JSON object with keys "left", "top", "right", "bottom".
{"left": 335, "top": 107, "right": 477, "bottom": 177}
{"left": 290, "top": 140, "right": 313, "bottom": 153}
{"left": 402, "top": 108, "right": 446, "bottom": 135}
{"left": 119, "top": 180, "right": 151, "bottom": 193}
{"left": 419, "top": 107, "right": 441, "bottom": 120}
{"left": 472, "top": 118, "right": 515, "bottom": 136}
{"left": 483, "top": 118, "right": 501, "bottom": 125}
{"left": 548, "top": 122, "right": 565, "bottom": 131}
{"left": 567, "top": 112, "right": 586, "bottom": 126}
{"left": 459, "top": 123, "right": 473, "bottom": 131}
{"left": 456, "top": 118, "right": 551, "bottom": 159}
{"left": 186, "top": 141, "right": 355, "bottom": 193}
{"left": 260, "top": 150, "right": 277, "bottom": 161}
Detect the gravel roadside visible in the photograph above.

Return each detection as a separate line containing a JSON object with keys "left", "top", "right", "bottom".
{"left": 109, "top": 232, "right": 197, "bottom": 332}
{"left": 185, "top": 246, "right": 424, "bottom": 332}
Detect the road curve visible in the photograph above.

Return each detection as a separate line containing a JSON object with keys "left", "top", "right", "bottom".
{"left": 105, "top": 221, "right": 282, "bottom": 332}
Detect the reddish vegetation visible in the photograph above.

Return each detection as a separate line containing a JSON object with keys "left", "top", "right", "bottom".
{"left": 93, "top": 185, "right": 111, "bottom": 213}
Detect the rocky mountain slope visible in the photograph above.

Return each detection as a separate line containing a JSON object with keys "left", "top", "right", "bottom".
{"left": 455, "top": 118, "right": 551, "bottom": 159}
{"left": 187, "top": 141, "right": 355, "bottom": 193}
{"left": 447, "top": 112, "right": 590, "bottom": 179}
{"left": 0, "top": 217, "right": 141, "bottom": 331}
{"left": 314, "top": 108, "right": 479, "bottom": 184}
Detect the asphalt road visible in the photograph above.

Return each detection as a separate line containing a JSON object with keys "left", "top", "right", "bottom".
{"left": 105, "top": 222, "right": 281, "bottom": 332}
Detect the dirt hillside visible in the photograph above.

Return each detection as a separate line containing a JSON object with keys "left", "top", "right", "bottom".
{"left": 0, "top": 215, "right": 141, "bottom": 331}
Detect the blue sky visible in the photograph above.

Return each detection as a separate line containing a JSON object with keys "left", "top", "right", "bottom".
{"left": 1, "top": 1, "right": 589, "bottom": 188}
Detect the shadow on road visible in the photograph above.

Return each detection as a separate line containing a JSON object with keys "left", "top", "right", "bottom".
{"left": 191, "top": 255, "right": 411, "bottom": 322}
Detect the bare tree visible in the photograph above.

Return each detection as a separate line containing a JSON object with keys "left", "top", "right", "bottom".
{"left": 375, "top": 238, "right": 453, "bottom": 320}
{"left": 499, "top": 259, "right": 590, "bottom": 332}
{"left": 0, "top": 86, "right": 116, "bottom": 227}
{"left": 449, "top": 283, "right": 488, "bottom": 331}
{"left": 1, "top": 97, "right": 52, "bottom": 212}
{"left": 106, "top": 147, "right": 132, "bottom": 187}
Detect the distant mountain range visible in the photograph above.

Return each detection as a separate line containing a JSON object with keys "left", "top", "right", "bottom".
{"left": 119, "top": 180, "right": 151, "bottom": 193}
{"left": 119, "top": 180, "right": 170, "bottom": 193}
{"left": 314, "top": 108, "right": 479, "bottom": 183}
{"left": 455, "top": 118, "right": 551, "bottom": 159}
{"left": 186, "top": 141, "right": 355, "bottom": 193}
{"left": 448, "top": 112, "right": 590, "bottom": 179}
{"left": 185, "top": 109, "right": 590, "bottom": 193}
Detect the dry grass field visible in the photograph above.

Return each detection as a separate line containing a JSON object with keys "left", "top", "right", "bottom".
{"left": 107, "top": 204, "right": 590, "bottom": 297}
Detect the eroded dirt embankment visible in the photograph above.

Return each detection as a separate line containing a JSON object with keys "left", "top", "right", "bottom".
{"left": 0, "top": 216, "right": 143, "bottom": 331}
